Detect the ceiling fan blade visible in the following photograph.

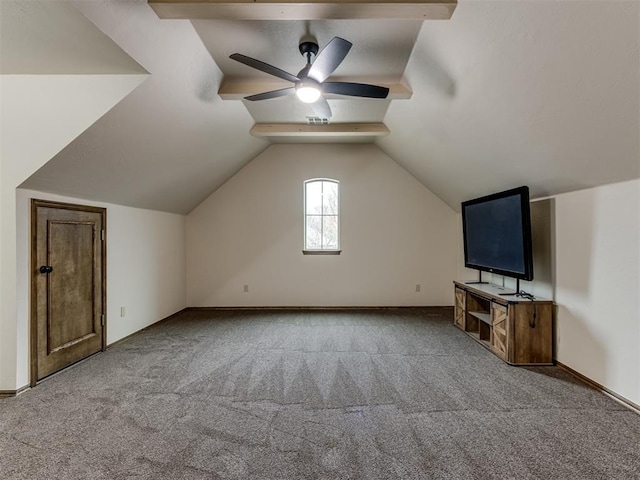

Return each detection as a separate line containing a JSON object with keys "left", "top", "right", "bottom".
{"left": 244, "top": 87, "right": 296, "bottom": 101}
{"left": 230, "top": 53, "right": 299, "bottom": 84}
{"left": 322, "top": 82, "right": 390, "bottom": 99}
{"left": 311, "top": 96, "right": 332, "bottom": 118}
{"left": 307, "top": 37, "right": 352, "bottom": 83}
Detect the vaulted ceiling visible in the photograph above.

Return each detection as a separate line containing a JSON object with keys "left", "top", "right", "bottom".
{"left": 13, "top": 0, "right": 640, "bottom": 214}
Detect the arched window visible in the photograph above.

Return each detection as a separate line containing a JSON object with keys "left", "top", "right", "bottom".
{"left": 304, "top": 179, "right": 340, "bottom": 252}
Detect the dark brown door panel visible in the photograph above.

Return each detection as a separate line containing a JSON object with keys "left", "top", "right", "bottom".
{"left": 31, "top": 200, "right": 106, "bottom": 384}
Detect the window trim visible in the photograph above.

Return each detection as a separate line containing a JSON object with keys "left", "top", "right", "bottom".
{"left": 302, "top": 249, "right": 342, "bottom": 255}
{"left": 303, "top": 178, "right": 341, "bottom": 254}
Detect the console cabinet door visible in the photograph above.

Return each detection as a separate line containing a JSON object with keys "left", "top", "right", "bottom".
{"left": 454, "top": 288, "right": 466, "bottom": 329}
{"left": 491, "top": 303, "right": 508, "bottom": 360}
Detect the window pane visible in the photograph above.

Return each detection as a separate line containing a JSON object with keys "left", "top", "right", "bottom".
{"left": 322, "top": 181, "right": 338, "bottom": 215}
{"left": 322, "top": 215, "right": 338, "bottom": 249}
{"left": 306, "top": 181, "right": 322, "bottom": 215}
{"left": 306, "top": 215, "right": 322, "bottom": 249}
{"left": 304, "top": 179, "right": 340, "bottom": 251}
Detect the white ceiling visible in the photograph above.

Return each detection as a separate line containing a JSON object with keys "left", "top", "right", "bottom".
{"left": 16, "top": 0, "right": 640, "bottom": 213}
{"left": 18, "top": 0, "right": 268, "bottom": 213}
{"left": 0, "top": 1, "right": 146, "bottom": 75}
{"left": 379, "top": 0, "right": 640, "bottom": 207}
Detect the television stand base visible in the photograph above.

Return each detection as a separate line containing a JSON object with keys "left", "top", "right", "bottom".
{"left": 465, "top": 270, "right": 489, "bottom": 285}
{"left": 498, "top": 279, "right": 520, "bottom": 296}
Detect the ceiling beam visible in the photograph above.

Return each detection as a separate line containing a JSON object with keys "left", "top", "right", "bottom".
{"left": 250, "top": 123, "right": 390, "bottom": 137}
{"left": 148, "top": 0, "right": 457, "bottom": 20}
{"left": 219, "top": 79, "right": 412, "bottom": 100}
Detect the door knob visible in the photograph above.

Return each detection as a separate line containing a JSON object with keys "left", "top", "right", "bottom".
{"left": 39, "top": 265, "right": 53, "bottom": 274}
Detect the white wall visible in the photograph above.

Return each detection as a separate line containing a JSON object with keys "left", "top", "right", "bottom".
{"left": 554, "top": 179, "right": 639, "bottom": 406}
{"left": 187, "top": 144, "right": 458, "bottom": 307}
{"left": 15, "top": 189, "right": 186, "bottom": 389}
{"left": 0, "top": 0, "right": 148, "bottom": 390}
{"left": 0, "top": 75, "right": 145, "bottom": 390}
{"left": 455, "top": 183, "right": 639, "bottom": 406}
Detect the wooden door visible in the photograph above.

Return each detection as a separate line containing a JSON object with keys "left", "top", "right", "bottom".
{"left": 31, "top": 200, "right": 106, "bottom": 384}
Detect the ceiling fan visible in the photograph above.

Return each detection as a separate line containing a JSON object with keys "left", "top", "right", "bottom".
{"left": 229, "top": 36, "right": 390, "bottom": 119}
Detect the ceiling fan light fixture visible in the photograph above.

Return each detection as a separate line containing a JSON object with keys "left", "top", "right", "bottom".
{"left": 296, "top": 80, "right": 321, "bottom": 103}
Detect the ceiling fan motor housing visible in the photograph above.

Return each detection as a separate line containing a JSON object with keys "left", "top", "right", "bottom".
{"left": 299, "top": 41, "right": 319, "bottom": 63}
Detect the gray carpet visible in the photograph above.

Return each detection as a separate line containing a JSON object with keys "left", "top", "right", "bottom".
{"left": 1, "top": 308, "right": 638, "bottom": 479}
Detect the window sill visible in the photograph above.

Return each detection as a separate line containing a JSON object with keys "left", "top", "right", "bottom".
{"left": 302, "top": 250, "right": 342, "bottom": 255}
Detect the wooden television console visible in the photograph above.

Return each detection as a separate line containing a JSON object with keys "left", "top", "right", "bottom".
{"left": 453, "top": 281, "right": 553, "bottom": 365}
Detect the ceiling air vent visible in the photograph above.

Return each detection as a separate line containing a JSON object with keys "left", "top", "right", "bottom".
{"left": 307, "top": 116, "right": 329, "bottom": 125}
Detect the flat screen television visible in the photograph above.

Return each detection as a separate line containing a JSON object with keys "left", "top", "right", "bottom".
{"left": 461, "top": 186, "right": 534, "bottom": 281}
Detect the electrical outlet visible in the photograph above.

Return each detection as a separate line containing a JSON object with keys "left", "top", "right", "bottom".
{"left": 415, "top": 284, "right": 421, "bottom": 293}
{"left": 243, "top": 284, "right": 249, "bottom": 293}
{"left": 120, "top": 306, "right": 126, "bottom": 317}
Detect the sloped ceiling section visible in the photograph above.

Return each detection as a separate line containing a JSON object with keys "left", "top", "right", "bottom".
{"left": 20, "top": 0, "right": 267, "bottom": 214}
{"left": 0, "top": 1, "right": 146, "bottom": 75}
{"left": 1, "top": 0, "right": 149, "bottom": 185}
{"left": 378, "top": 0, "right": 640, "bottom": 209}
{"left": 18, "top": 0, "right": 640, "bottom": 215}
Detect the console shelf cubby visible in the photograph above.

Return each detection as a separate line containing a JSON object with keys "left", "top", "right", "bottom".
{"left": 454, "top": 281, "right": 553, "bottom": 365}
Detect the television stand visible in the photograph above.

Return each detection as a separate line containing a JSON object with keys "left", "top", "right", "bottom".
{"left": 453, "top": 281, "right": 553, "bottom": 365}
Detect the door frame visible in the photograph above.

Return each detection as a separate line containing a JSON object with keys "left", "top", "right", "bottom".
{"left": 30, "top": 199, "right": 107, "bottom": 386}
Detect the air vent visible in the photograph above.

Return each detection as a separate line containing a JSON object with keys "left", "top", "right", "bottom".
{"left": 306, "top": 116, "right": 329, "bottom": 125}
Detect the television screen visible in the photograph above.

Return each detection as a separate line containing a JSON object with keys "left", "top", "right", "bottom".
{"left": 461, "top": 186, "right": 533, "bottom": 281}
